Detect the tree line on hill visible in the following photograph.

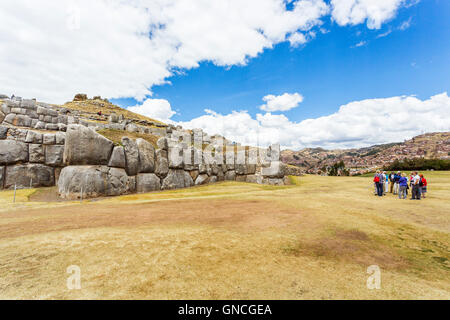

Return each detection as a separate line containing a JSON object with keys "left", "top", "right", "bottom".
{"left": 383, "top": 158, "right": 450, "bottom": 171}
{"left": 321, "top": 158, "right": 450, "bottom": 176}
{"left": 321, "top": 161, "right": 350, "bottom": 176}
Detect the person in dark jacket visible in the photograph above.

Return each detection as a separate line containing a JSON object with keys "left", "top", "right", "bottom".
{"left": 411, "top": 172, "right": 421, "bottom": 200}
{"left": 389, "top": 172, "right": 395, "bottom": 193}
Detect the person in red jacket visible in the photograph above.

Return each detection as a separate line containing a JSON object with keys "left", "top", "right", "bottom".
{"left": 420, "top": 174, "right": 428, "bottom": 198}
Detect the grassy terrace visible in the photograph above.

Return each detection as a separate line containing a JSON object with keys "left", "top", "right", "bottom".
{"left": 97, "top": 128, "right": 160, "bottom": 147}
{"left": 62, "top": 100, "right": 166, "bottom": 125}
{"left": 0, "top": 172, "right": 448, "bottom": 299}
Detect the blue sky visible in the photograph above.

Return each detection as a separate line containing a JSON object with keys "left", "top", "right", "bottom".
{"left": 113, "top": 0, "right": 449, "bottom": 124}
{"left": 2, "top": 0, "right": 449, "bottom": 149}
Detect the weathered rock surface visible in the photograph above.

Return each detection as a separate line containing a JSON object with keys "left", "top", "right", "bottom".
{"left": 4, "top": 164, "right": 54, "bottom": 189}
{"left": 55, "top": 132, "right": 65, "bottom": 145}
{"left": 162, "top": 169, "right": 194, "bottom": 190}
{"left": 247, "top": 164, "right": 257, "bottom": 175}
{"left": 236, "top": 164, "right": 252, "bottom": 176}
{"left": 199, "top": 163, "right": 208, "bottom": 174}
{"left": 46, "top": 145, "right": 64, "bottom": 166}
{"left": 0, "top": 110, "right": 5, "bottom": 123}
{"left": 58, "top": 166, "right": 135, "bottom": 199}
{"left": 7, "top": 128, "right": 28, "bottom": 142}
{"left": 6, "top": 114, "right": 32, "bottom": 127}
{"left": 155, "top": 149, "right": 169, "bottom": 178}
{"left": 122, "top": 137, "right": 140, "bottom": 176}
{"left": 64, "top": 124, "right": 114, "bottom": 165}
{"left": 25, "top": 131, "right": 43, "bottom": 144}
{"left": 43, "top": 133, "right": 55, "bottom": 145}
{"left": 73, "top": 93, "right": 87, "bottom": 101}
{"left": 0, "top": 166, "right": 4, "bottom": 189}
{"left": 195, "top": 174, "right": 209, "bottom": 185}
{"left": 246, "top": 175, "right": 262, "bottom": 184}
{"left": 136, "top": 138, "right": 155, "bottom": 173}
{"left": 261, "top": 161, "right": 286, "bottom": 178}
{"left": 168, "top": 146, "right": 183, "bottom": 169}
{"left": 262, "top": 177, "right": 285, "bottom": 186}
{"left": 0, "top": 126, "right": 8, "bottom": 139}
{"left": 136, "top": 173, "right": 161, "bottom": 193}
{"left": 157, "top": 137, "right": 168, "bottom": 150}
{"left": 0, "top": 140, "right": 28, "bottom": 164}
{"left": 108, "top": 146, "right": 126, "bottom": 168}
{"left": 217, "top": 170, "right": 225, "bottom": 181}
{"left": 225, "top": 171, "right": 236, "bottom": 181}
{"left": 189, "top": 170, "right": 199, "bottom": 181}
{"left": 1, "top": 103, "right": 11, "bottom": 115}
{"left": 126, "top": 123, "right": 138, "bottom": 133}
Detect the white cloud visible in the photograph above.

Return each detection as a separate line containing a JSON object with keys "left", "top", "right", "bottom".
{"left": 331, "top": 0, "right": 406, "bottom": 29}
{"left": 288, "top": 32, "right": 308, "bottom": 47}
{"left": 0, "top": 0, "right": 411, "bottom": 103}
{"left": 376, "top": 29, "right": 392, "bottom": 38}
{"left": 398, "top": 17, "right": 412, "bottom": 30}
{"left": 0, "top": 0, "right": 329, "bottom": 103}
{"left": 352, "top": 40, "right": 367, "bottom": 47}
{"left": 178, "top": 93, "right": 450, "bottom": 150}
{"left": 260, "top": 93, "right": 304, "bottom": 112}
{"left": 128, "top": 98, "right": 176, "bottom": 123}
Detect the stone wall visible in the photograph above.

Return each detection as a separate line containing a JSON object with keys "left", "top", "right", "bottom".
{"left": 58, "top": 125, "right": 288, "bottom": 199}
{"left": 0, "top": 97, "right": 289, "bottom": 196}
{"left": 0, "top": 126, "right": 65, "bottom": 189}
{"left": 1, "top": 98, "right": 70, "bottom": 131}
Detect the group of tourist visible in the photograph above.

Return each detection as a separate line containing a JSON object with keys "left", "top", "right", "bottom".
{"left": 373, "top": 171, "right": 428, "bottom": 200}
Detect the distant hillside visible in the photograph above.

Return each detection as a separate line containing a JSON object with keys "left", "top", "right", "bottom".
{"left": 282, "top": 132, "right": 450, "bottom": 175}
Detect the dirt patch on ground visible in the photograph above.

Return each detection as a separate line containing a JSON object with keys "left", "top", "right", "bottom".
{"left": 335, "top": 229, "right": 370, "bottom": 241}
{"left": 283, "top": 229, "right": 409, "bottom": 270}
{"left": 0, "top": 199, "right": 303, "bottom": 240}
{"left": 28, "top": 187, "right": 67, "bottom": 202}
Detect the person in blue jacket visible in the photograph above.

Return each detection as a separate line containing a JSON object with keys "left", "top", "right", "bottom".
{"left": 393, "top": 171, "right": 401, "bottom": 195}
{"left": 398, "top": 173, "right": 408, "bottom": 199}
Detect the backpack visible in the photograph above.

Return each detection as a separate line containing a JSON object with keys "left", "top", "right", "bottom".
{"left": 419, "top": 178, "right": 424, "bottom": 187}
{"left": 374, "top": 176, "right": 380, "bottom": 183}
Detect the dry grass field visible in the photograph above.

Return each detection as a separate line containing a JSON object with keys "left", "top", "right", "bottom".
{"left": 0, "top": 172, "right": 449, "bottom": 300}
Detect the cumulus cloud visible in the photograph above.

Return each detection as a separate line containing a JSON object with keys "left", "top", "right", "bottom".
{"left": 376, "top": 30, "right": 392, "bottom": 38}
{"left": 288, "top": 32, "right": 308, "bottom": 46}
{"left": 260, "top": 93, "right": 304, "bottom": 112}
{"left": 178, "top": 93, "right": 450, "bottom": 150}
{"left": 0, "top": 0, "right": 329, "bottom": 103}
{"left": 0, "top": 0, "right": 410, "bottom": 103}
{"left": 331, "top": 0, "right": 407, "bottom": 29}
{"left": 352, "top": 40, "right": 367, "bottom": 47}
{"left": 398, "top": 17, "right": 412, "bottom": 30}
{"left": 128, "top": 98, "right": 176, "bottom": 123}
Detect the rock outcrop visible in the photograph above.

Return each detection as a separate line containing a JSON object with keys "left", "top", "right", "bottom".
{"left": 122, "top": 137, "right": 140, "bottom": 176}
{"left": 64, "top": 124, "right": 114, "bottom": 165}
{"left": 0, "top": 140, "right": 29, "bottom": 164}
{"left": 108, "top": 146, "right": 126, "bottom": 168}
{"left": 136, "top": 138, "right": 155, "bottom": 173}
{"left": 4, "top": 164, "right": 55, "bottom": 189}
{"left": 162, "top": 169, "right": 194, "bottom": 190}
{"left": 136, "top": 173, "right": 161, "bottom": 193}
{"left": 58, "top": 166, "right": 135, "bottom": 199}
